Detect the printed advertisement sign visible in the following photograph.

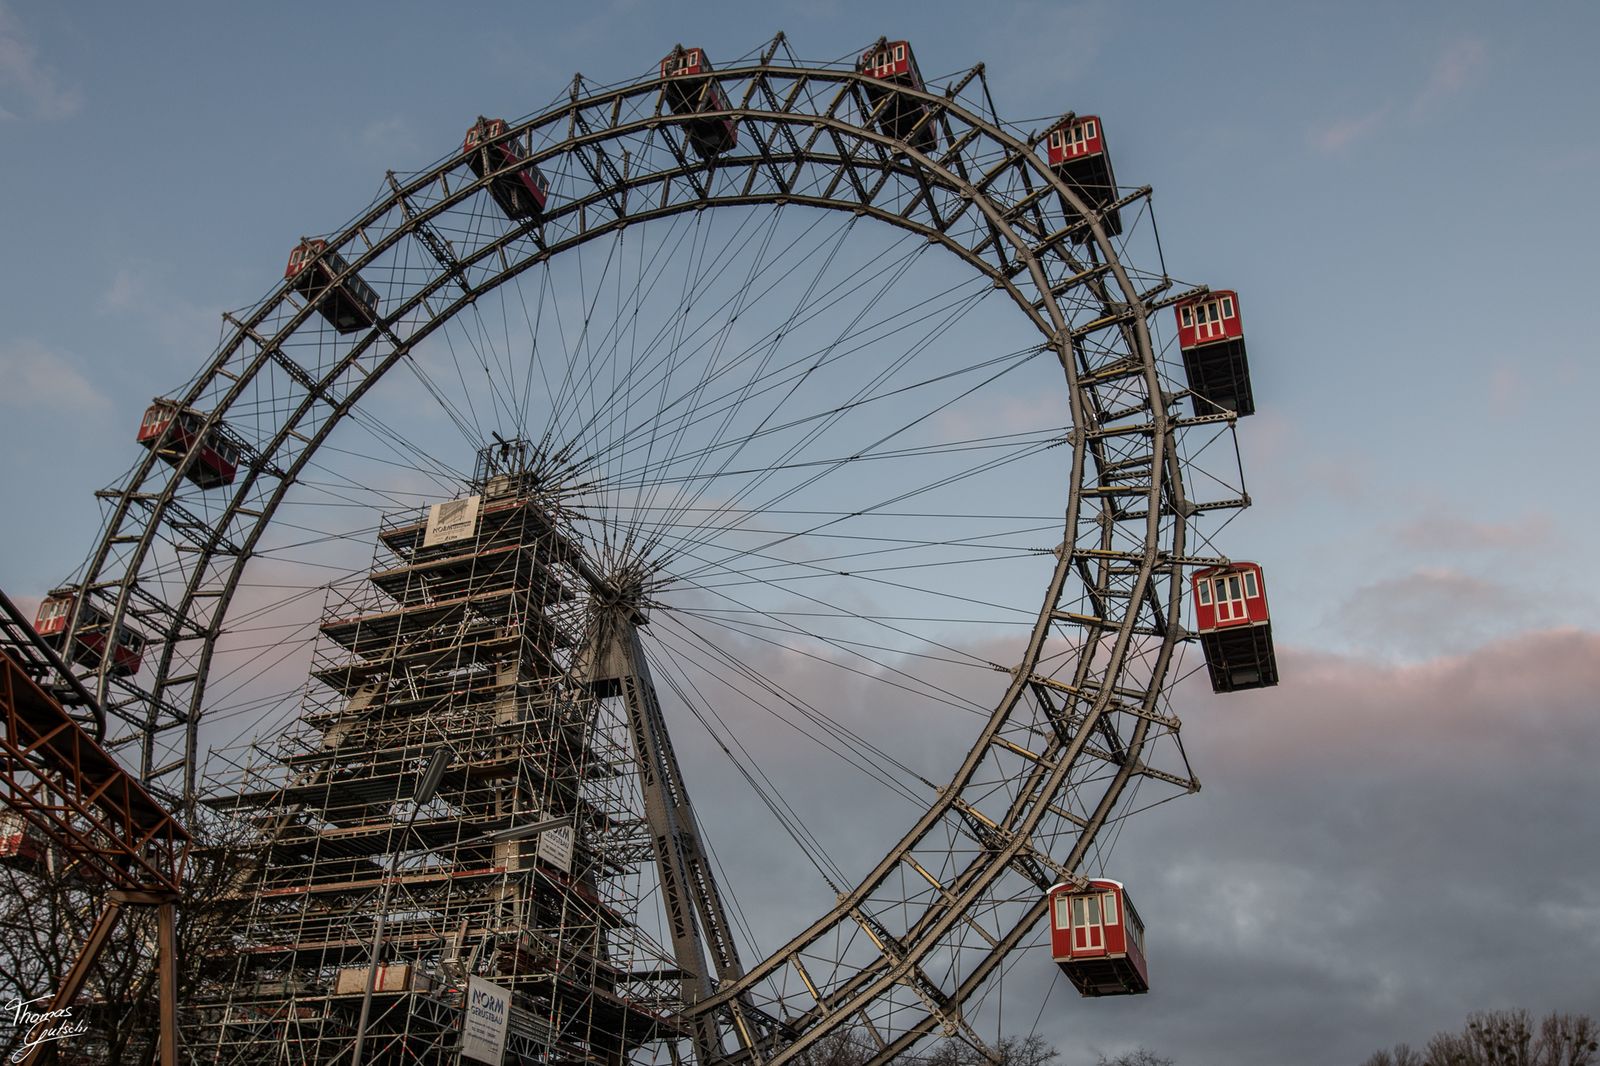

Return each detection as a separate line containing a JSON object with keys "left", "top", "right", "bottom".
{"left": 538, "top": 823, "right": 575, "bottom": 873}
{"left": 461, "top": 976, "right": 510, "bottom": 1065}
{"left": 423, "top": 494, "right": 481, "bottom": 547}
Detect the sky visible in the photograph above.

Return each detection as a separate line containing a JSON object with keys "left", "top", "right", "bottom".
{"left": 1, "top": 2, "right": 1598, "bottom": 1064}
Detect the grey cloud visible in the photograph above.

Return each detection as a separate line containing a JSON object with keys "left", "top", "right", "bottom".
{"left": 1032, "top": 632, "right": 1600, "bottom": 1064}
{"left": 665, "top": 628, "right": 1600, "bottom": 1065}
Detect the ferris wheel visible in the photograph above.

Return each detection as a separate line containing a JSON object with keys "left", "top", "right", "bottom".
{"left": 39, "top": 32, "right": 1276, "bottom": 1065}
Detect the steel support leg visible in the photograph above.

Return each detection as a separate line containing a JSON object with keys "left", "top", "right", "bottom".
{"left": 18, "top": 897, "right": 125, "bottom": 1066}
{"left": 156, "top": 900, "right": 178, "bottom": 1066}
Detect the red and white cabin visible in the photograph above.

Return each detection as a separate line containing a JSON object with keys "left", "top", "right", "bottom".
{"left": 661, "top": 46, "right": 708, "bottom": 79}
{"left": 286, "top": 239, "right": 381, "bottom": 334}
{"left": 1045, "top": 115, "right": 1106, "bottom": 167}
{"left": 1047, "top": 879, "right": 1149, "bottom": 996}
{"left": 1173, "top": 290, "right": 1255, "bottom": 416}
{"left": 1043, "top": 114, "right": 1121, "bottom": 241}
{"left": 859, "top": 40, "right": 921, "bottom": 85}
{"left": 1176, "top": 290, "right": 1244, "bottom": 349}
{"left": 1192, "top": 561, "right": 1268, "bottom": 633}
{"left": 856, "top": 39, "right": 937, "bottom": 153}
{"left": 34, "top": 589, "right": 146, "bottom": 677}
{"left": 0, "top": 812, "right": 45, "bottom": 869}
{"left": 463, "top": 116, "right": 550, "bottom": 220}
{"left": 137, "top": 399, "right": 240, "bottom": 489}
{"left": 1191, "top": 562, "right": 1278, "bottom": 692}
{"left": 660, "top": 46, "right": 738, "bottom": 157}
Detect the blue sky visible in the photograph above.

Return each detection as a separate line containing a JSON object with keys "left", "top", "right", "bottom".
{"left": 4, "top": 1, "right": 1597, "bottom": 655}
{"left": 1, "top": 2, "right": 1598, "bottom": 1063}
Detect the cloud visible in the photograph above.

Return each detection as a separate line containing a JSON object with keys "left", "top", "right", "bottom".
{"left": 0, "top": 339, "right": 108, "bottom": 411}
{"left": 1488, "top": 363, "right": 1526, "bottom": 416}
{"left": 1328, "top": 567, "right": 1542, "bottom": 658}
{"left": 1031, "top": 630, "right": 1600, "bottom": 1064}
{"left": 1392, "top": 510, "right": 1552, "bottom": 554}
{"left": 1412, "top": 37, "right": 1487, "bottom": 117}
{"left": 6, "top": 593, "right": 41, "bottom": 622}
{"left": 1310, "top": 37, "right": 1487, "bottom": 154}
{"left": 99, "top": 264, "right": 222, "bottom": 354}
{"left": 0, "top": 3, "right": 81, "bottom": 121}
{"left": 1309, "top": 104, "right": 1391, "bottom": 155}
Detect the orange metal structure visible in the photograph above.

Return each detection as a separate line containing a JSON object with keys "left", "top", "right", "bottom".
{"left": 0, "top": 587, "right": 190, "bottom": 1065}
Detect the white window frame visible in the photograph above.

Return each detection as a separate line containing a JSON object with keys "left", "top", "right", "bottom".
{"left": 1054, "top": 895, "right": 1071, "bottom": 929}
{"left": 1243, "top": 570, "right": 1258, "bottom": 598}
{"left": 1181, "top": 306, "right": 1193, "bottom": 328}
{"left": 1197, "top": 579, "right": 1211, "bottom": 605}
{"left": 1072, "top": 895, "right": 1104, "bottom": 950}
{"left": 1085, "top": 120, "right": 1096, "bottom": 139}
{"left": 1101, "top": 891, "right": 1118, "bottom": 925}
{"left": 1221, "top": 295, "right": 1235, "bottom": 318}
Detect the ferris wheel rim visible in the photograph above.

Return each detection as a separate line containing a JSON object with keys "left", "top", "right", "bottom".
{"left": 66, "top": 41, "right": 1198, "bottom": 1062}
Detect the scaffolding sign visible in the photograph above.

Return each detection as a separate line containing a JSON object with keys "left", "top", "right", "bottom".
{"left": 537, "top": 823, "right": 575, "bottom": 873}
{"left": 423, "top": 493, "right": 481, "bottom": 546}
{"left": 462, "top": 976, "right": 511, "bottom": 1064}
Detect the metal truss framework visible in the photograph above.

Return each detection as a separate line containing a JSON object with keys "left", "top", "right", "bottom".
{"left": 63, "top": 35, "right": 1250, "bottom": 1066}
{"left": 0, "top": 587, "right": 188, "bottom": 1065}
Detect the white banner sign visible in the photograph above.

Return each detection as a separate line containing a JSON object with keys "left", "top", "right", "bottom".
{"left": 538, "top": 823, "right": 575, "bottom": 873}
{"left": 423, "top": 494, "right": 481, "bottom": 547}
{"left": 461, "top": 976, "right": 510, "bottom": 1065}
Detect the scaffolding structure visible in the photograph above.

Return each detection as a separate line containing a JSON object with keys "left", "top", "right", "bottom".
{"left": 194, "top": 442, "right": 691, "bottom": 1064}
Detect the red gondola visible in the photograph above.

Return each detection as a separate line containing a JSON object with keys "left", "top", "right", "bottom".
{"left": 1044, "top": 114, "right": 1122, "bottom": 241}
{"left": 1191, "top": 561, "right": 1278, "bottom": 692}
{"left": 1174, "top": 290, "right": 1255, "bottom": 417}
{"left": 1047, "top": 879, "right": 1149, "bottom": 996}
{"left": 0, "top": 812, "right": 45, "bottom": 871}
{"left": 285, "top": 238, "right": 381, "bottom": 334}
{"left": 660, "top": 46, "right": 738, "bottom": 158}
{"left": 856, "top": 39, "right": 938, "bottom": 153}
{"left": 34, "top": 589, "right": 146, "bottom": 677}
{"left": 464, "top": 116, "right": 550, "bottom": 220}
{"left": 137, "top": 399, "right": 240, "bottom": 489}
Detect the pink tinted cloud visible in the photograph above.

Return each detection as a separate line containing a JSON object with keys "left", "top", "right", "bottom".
{"left": 1118, "top": 628, "right": 1600, "bottom": 1062}
{"left": 1487, "top": 363, "right": 1526, "bottom": 415}
{"left": 1411, "top": 37, "right": 1488, "bottom": 116}
{"left": 1392, "top": 509, "right": 1552, "bottom": 552}
{"left": 1200, "top": 628, "right": 1600, "bottom": 768}
{"left": 1309, "top": 105, "right": 1391, "bottom": 154}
